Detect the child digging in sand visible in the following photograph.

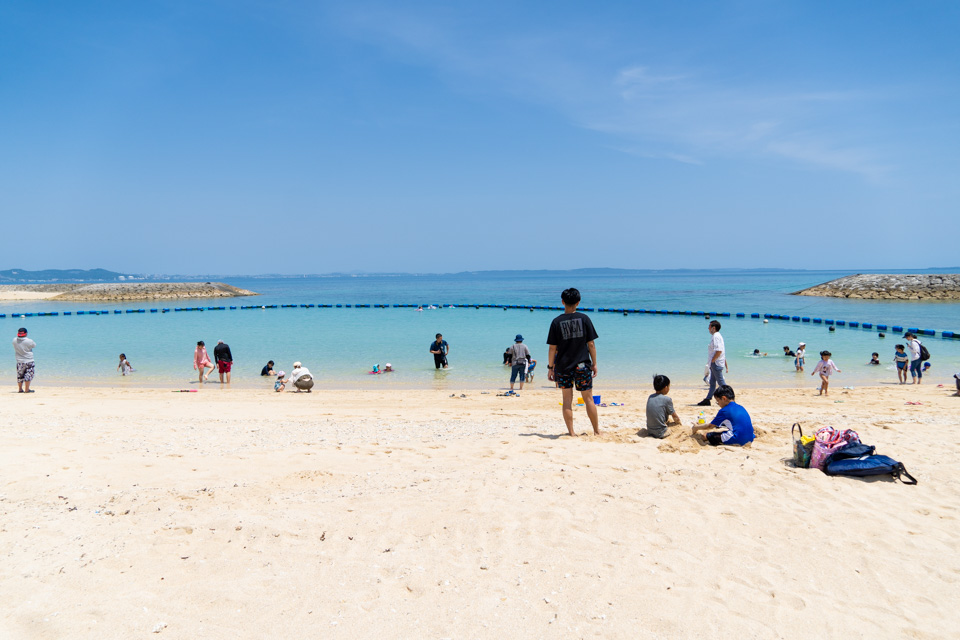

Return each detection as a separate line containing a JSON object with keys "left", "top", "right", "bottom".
{"left": 690, "top": 385, "right": 754, "bottom": 446}
{"left": 645, "top": 374, "right": 681, "bottom": 439}
{"left": 812, "top": 350, "right": 841, "bottom": 396}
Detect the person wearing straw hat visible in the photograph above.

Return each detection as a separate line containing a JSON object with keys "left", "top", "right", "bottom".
{"left": 13, "top": 327, "right": 36, "bottom": 393}
{"left": 507, "top": 334, "right": 532, "bottom": 393}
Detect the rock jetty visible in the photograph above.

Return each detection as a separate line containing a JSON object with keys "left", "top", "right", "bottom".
{"left": 0, "top": 282, "right": 258, "bottom": 302}
{"left": 793, "top": 274, "right": 960, "bottom": 301}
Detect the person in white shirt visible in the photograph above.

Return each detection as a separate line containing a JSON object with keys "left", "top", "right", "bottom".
{"left": 698, "top": 320, "right": 728, "bottom": 406}
{"left": 288, "top": 362, "right": 314, "bottom": 392}
{"left": 795, "top": 342, "right": 806, "bottom": 371}
{"left": 904, "top": 332, "right": 923, "bottom": 385}
{"left": 13, "top": 327, "right": 37, "bottom": 393}
{"left": 811, "top": 350, "right": 842, "bottom": 396}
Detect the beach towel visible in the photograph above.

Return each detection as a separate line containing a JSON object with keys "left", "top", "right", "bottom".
{"left": 810, "top": 427, "right": 860, "bottom": 471}
{"left": 791, "top": 423, "right": 814, "bottom": 469}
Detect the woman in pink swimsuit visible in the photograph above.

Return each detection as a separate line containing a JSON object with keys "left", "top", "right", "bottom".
{"left": 194, "top": 341, "right": 216, "bottom": 383}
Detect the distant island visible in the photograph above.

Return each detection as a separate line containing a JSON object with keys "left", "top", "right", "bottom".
{"left": 0, "top": 268, "right": 138, "bottom": 282}
{"left": 793, "top": 274, "right": 960, "bottom": 300}
{"left": 0, "top": 282, "right": 258, "bottom": 302}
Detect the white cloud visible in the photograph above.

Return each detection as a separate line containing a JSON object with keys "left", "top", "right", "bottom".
{"left": 334, "top": 5, "right": 892, "bottom": 179}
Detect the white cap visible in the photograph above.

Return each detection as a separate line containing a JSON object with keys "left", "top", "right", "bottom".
{"left": 293, "top": 361, "right": 302, "bottom": 368}
{"left": 385, "top": 363, "right": 392, "bottom": 368}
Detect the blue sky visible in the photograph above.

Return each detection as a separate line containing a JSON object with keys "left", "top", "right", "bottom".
{"left": 1, "top": 1, "right": 958, "bottom": 274}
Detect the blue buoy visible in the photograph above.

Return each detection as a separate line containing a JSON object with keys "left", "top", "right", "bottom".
{"left": 836, "top": 320, "right": 845, "bottom": 326}
{"left": 862, "top": 323, "right": 873, "bottom": 329}
{"left": 813, "top": 318, "right": 822, "bottom": 324}
{"left": 892, "top": 325, "right": 903, "bottom": 332}
{"left": 736, "top": 313, "right": 745, "bottom": 317}
{"left": 849, "top": 322, "right": 859, "bottom": 328}
{"left": 825, "top": 319, "right": 834, "bottom": 325}
{"left": 751, "top": 313, "right": 760, "bottom": 318}
{"left": 877, "top": 324, "right": 887, "bottom": 330}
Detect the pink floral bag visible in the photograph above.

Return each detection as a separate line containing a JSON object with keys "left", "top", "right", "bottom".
{"left": 810, "top": 427, "right": 860, "bottom": 471}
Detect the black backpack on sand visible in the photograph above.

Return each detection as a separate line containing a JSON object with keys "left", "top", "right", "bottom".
{"left": 823, "top": 442, "right": 918, "bottom": 485}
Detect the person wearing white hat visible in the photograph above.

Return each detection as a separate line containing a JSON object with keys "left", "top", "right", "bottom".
{"left": 383, "top": 363, "right": 394, "bottom": 372}
{"left": 795, "top": 342, "right": 806, "bottom": 372}
{"left": 288, "top": 362, "right": 314, "bottom": 392}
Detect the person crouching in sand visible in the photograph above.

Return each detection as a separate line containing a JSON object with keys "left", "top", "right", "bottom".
{"left": 645, "top": 374, "right": 681, "bottom": 439}
{"left": 690, "top": 385, "right": 754, "bottom": 446}
{"left": 812, "top": 350, "right": 841, "bottom": 396}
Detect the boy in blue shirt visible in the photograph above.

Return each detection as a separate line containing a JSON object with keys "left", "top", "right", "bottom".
{"left": 690, "top": 385, "right": 754, "bottom": 446}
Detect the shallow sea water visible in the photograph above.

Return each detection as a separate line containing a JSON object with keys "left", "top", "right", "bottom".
{"left": 2, "top": 270, "right": 958, "bottom": 390}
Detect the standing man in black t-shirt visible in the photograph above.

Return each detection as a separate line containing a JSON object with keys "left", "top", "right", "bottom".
{"left": 546, "top": 288, "right": 599, "bottom": 437}
{"left": 430, "top": 333, "right": 450, "bottom": 369}
{"left": 213, "top": 340, "right": 234, "bottom": 384}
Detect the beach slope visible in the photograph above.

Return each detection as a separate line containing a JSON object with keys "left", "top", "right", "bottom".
{"left": 1, "top": 385, "right": 957, "bottom": 637}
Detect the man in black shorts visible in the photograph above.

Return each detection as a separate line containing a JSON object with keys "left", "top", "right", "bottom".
{"left": 547, "top": 288, "right": 600, "bottom": 437}
{"left": 429, "top": 333, "right": 449, "bottom": 369}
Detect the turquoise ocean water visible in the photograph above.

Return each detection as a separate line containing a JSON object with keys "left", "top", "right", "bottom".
{"left": 2, "top": 270, "right": 959, "bottom": 390}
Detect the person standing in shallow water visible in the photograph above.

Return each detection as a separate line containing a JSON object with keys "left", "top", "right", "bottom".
{"left": 430, "top": 333, "right": 449, "bottom": 369}
{"left": 13, "top": 327, "right": 36, "bottom": 393}
{"left": 546, "top": 288, "right": 600, "bottom": 437}
{"left": 697, "top": 320, "right": 727, "bottom": 407}
{"left": 193, "top": 341, "right": 216, "bottom": 383}
{"left": 214, "top": 340, "right": 233, "bottom": 384}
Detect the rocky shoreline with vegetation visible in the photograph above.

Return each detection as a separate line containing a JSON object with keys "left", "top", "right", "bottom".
{"left": 793, "top": 274, "right": 960, "bottom": 300}
{"left": 0, "top": 282, "right": 257, "bottom": 301}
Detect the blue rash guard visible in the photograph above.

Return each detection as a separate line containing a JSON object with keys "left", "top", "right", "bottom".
{"left": 711, "top": 401, "right": 755, "bottom": 446}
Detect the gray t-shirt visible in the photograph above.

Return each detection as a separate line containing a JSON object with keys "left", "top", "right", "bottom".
{"left": 510, "top": 343, "right": 531, "bottom": 366}
{"left": 645, "top": 393, "right": 675, "bottom": 438}
{"left": 13, "top": 337, "right": 36, "bottom": 363}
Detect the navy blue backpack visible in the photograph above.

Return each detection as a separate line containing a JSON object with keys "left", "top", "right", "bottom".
{"left": 823, "top": 442, "right": 918, "bottom": 484}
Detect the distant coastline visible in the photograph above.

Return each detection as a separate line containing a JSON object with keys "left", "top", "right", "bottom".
{"left": 793, "top": 274, "right": 960, "bottom": 301}
{"left": 0, "top": 282, "right": 257, "bottom": 302}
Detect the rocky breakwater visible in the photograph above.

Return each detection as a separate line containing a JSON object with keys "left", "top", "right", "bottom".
{"left": 48, "top": 282, "right": 258, "bottom": 302}
{"left": 793, "top": 274, "right": 960, "bottom": 301}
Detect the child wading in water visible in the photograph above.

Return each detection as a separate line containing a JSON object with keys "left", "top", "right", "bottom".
{"left": 812, "top": 350, "right": 841, "bottom": 395}
{"left": 894, "top": 344, "right": 909, "bottom": 384}
{"left": 117, "top": 353, "right": 134, "bottom": 375}
{"left": 795, "top": 342, "right": 806, "bottom": 372}
{"left": 193, "top": 341, "right": 216, "bottom": 383}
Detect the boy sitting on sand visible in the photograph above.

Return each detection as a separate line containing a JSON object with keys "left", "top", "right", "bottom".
{"left": 275, "top": 371, "right": 286, "bottom": 392}
{"left": 645, "top": 374, "right": 681, "bottom": 439}
{"left": 690, "top": 385, "right": 754, "bottom": 446}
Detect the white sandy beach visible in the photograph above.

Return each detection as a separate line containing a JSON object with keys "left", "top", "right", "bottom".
{"left": 2, "top": 384, "right": 958, "bottom": 638}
